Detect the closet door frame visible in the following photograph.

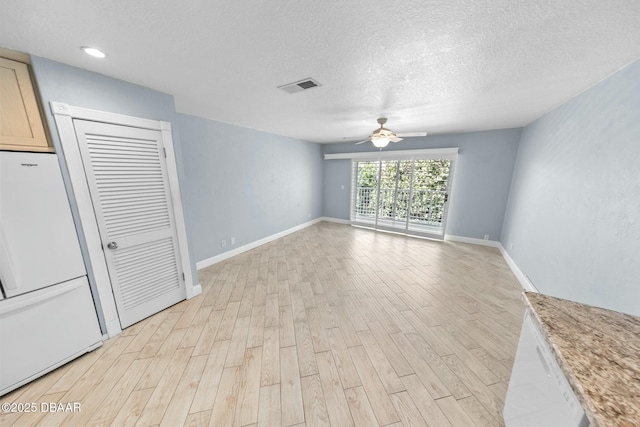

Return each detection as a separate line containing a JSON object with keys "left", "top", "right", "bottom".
{"left": 52, "top": 102, "right": 200, "bottom": 337}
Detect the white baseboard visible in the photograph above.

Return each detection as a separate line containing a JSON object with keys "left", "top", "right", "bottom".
{"left": 197, "top": 217, "right": 325, "bottom": 270}
{"left": 446, "top": 234, "right": 538, "bottom": 293}
{"left": 497, "top": 243, "right": 538, "bottom": 293}
{"left": 320, "top": 216, "right": 351, "bottom": 225}
{"left": 186, "top": 283, "right": 202, "bottom": 299}
{"left": 105, "top": 319, "right": 122, "bottom": 338}
{"left": 444, "top": 234, "right": 501, "bottom": 247}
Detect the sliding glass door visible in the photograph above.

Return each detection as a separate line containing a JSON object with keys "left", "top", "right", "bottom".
{"left": 352, "top": 157, "right": 452, "bottom": 238}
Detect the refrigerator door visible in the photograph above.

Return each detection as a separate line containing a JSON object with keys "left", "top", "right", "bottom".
{"left": 0, "top": 152, "right": 86, "bottom": 297}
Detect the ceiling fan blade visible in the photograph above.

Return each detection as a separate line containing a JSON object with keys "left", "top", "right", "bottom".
{"left": 390, "top": 137, "right": 403, "bottom": 143}
{"left": 354, "top": 139, "right": 370, "bottom": 145}
{"left": 395, "top": 132, "right": 427, "bottom": 137}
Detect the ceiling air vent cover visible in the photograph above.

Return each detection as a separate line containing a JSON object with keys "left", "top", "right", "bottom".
{"left": 278, "top": 78, "right": 322, "bottom": 94}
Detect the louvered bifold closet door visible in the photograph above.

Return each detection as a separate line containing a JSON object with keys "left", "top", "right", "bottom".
{"left": 73, "top": 120, "right": 185, "bottom": 328}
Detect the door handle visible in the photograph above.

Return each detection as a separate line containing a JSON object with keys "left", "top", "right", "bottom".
{"left": 107, "top": 241, "right": 118, "bottom": 250}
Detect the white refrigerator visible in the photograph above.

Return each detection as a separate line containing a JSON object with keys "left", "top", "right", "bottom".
{"left": 0, "top": 151, "right": 103, "bottom": 396}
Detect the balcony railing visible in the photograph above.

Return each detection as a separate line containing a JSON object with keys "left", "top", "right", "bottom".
{"left": 354, "top": 187, "right": 446, "bottom": 228}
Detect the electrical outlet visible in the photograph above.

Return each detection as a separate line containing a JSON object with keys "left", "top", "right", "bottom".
{"left": 221, "top": 240, "right": 226, "bottom": 247}
{"left": 231, "top": 237, "right": 236, "bottom": 245}
{"left": 483, "top": 234, "right": 489, "bottom": 240}
{"left": 308, "top": 213, "right": 311, "bottom": 219}
{"left": 509, "top": 242, "right": 514, "bottom": 250}
{"left": 341, "top": 185, "right": 345, "bottom": 190}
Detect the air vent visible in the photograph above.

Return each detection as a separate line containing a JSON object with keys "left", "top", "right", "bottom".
{"left": 278, "top": 78, "right": 322, "bottom": 94}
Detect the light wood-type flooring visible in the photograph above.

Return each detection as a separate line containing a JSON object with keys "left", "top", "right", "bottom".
{"left": 1, "top": 222, "right": 526, "bottom": 426}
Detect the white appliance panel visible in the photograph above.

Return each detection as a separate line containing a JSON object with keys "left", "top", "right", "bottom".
{"left": 0, "top": 276, "right": 102, "bottom": 395}
{"left": 0, "top": 151, "right": 86, "bottom": 297}
{"left": 504, "top": 311, "right": 589, "bottom": 426}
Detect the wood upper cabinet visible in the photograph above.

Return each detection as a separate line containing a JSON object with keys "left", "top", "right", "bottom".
{"left": 0, "top": 57, "right": 52, "bottom": 152}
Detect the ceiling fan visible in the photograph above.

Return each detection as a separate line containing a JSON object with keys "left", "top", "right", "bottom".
{"left": 351, "top": 118, "right": 427, "bottom": 148}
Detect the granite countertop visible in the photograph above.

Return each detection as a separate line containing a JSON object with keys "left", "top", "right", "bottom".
{"left": 523, "top": 292, "right": 640, "bottom": 427}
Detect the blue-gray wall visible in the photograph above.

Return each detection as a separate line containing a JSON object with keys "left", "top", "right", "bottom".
{"left": 501, "top": 59, "right": 640, "bottom": 315}
{"left": 323, "top": 159, "right": 352, "bottom": 220}
{"left": 30, "top": 56, "right": 177, "bottom": 123}
{"left": 322, "top": 129, "right": 521, "bottom": 241}
{"left": 175, "top": 113, "right": 324, "bottom": 263}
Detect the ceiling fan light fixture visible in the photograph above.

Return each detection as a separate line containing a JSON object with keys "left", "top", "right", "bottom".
{"left": 371, "top": 135, "right": 391, "bottom": 148}
{"left": 349, "top": 117, "right": 426, "bottom": 148}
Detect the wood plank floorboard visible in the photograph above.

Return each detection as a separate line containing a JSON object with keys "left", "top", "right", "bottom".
{"left": 1, "top": 222, "right": 525, "bottom": 426}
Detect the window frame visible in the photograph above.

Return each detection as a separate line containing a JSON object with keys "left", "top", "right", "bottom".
{"left": 333, "top": 148, "right": 458, "bottom": 239}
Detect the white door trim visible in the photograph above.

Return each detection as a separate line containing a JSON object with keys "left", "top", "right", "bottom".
{"left": 51, "top": 102, "right": 200, "bottom": 337}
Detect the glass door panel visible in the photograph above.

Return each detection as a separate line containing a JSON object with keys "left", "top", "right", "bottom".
{"left": 354, "top": 161, "right": 379, "bottom": 225}
{"left": 407, "top": 159, "right": 451, "bottom": 234}
{"left": 377, "top": 160, "right": 398, "bottom": 228}
{"left": 377, "top": 160, "right": 412, "bottom": 231}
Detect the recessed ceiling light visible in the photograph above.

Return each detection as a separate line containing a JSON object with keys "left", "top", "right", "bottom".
{"left": 81, "top": 46, "right": 107, "bottom": 58}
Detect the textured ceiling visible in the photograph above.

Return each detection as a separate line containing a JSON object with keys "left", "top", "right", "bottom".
{"left": 1, "top": 1, "right": 639, "bottom": 143}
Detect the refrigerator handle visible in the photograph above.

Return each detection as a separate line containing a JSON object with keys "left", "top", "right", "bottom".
{"left": 0, "top": 226, "right": 19, "bottom": 290}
